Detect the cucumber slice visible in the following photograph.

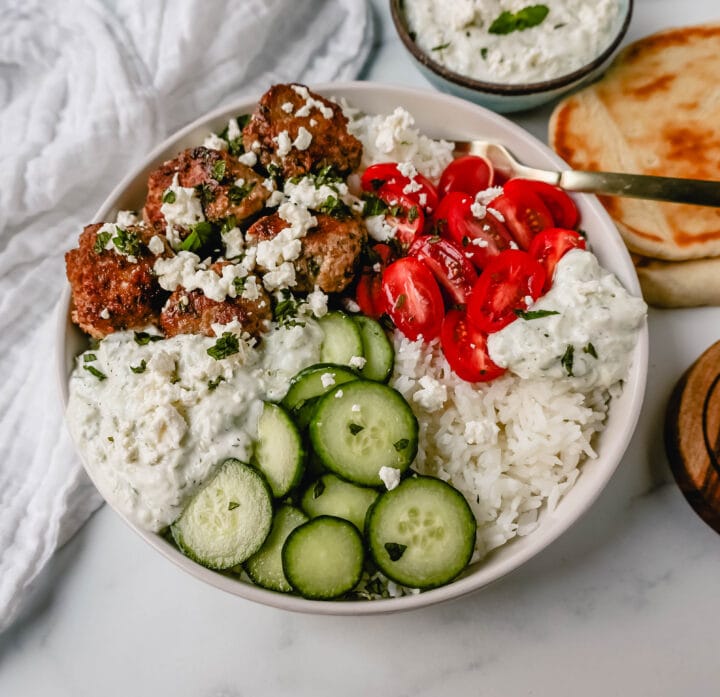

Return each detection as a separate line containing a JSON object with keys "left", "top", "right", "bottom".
{"left": 354, "top": 316, "right": 394, "bottom": 382}
{"left": 245, "top": 505, "right": 308, "bottom": 592}
{"left": 171, "top": 460, "right": 273, "bottom": 570}
{"left": 309, "top": 381, "right": 418, "bottom": 486}
{"left": 366, "top": 476, "right": 476, "bottom": 589}
{"left": 281, "top": 363, "right": 359, "bottom": 413}
{"left": 318, "top": 312, "right": 364, "bottom": 366}
{"left": 282, "top": 516, "right": 364, "bottom": 599}
{"left": 253, "top": 402, "right": 304, "bottom": 498}
{"left": 301, "top": 473, "right": 379, "bottom": 531}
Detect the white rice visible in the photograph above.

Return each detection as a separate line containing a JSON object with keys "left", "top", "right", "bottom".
{"left": 390, "top": 333, "right": 611, "bottom": 560}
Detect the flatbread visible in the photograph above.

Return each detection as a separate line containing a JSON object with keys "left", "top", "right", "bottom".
{"left": 633, "top": 254, "right": 720, "bottom": 308}
{"left": 549, "top": 24, "right": 720, "bottom": 262}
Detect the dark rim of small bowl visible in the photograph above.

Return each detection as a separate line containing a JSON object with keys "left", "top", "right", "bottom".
{"left": 390, "top": 0, "right": 633, "bottom": 96}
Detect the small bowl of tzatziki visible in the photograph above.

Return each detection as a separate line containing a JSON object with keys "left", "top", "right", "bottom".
{"left": 391, "top": 0, "right": 632, "bottom": 113}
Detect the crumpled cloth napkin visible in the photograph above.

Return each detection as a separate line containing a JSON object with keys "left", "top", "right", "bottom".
{"left": 0, "top": 0, "right": 372, "bottom": 633}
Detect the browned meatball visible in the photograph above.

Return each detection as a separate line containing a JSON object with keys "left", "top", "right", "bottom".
{"left": 159, "top": 265, "right": 271, "bottom": 339}
{"left": 143, "top": 147, "right": 269, "bottom": 230}
{"left": 243, "top": 84, "right": 362, "bottom": 180}
{"left": 247, "top": 212, "right": 366, "bottom": 293}
{"left": 65, "top": 223, "right": 167, "bottom": 339}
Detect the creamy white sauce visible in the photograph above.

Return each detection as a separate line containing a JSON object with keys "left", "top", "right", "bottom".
{"left": 405, "top": 0, "right": 621, "bottom": 84}
{"left": 66, "top": 321, "right": 324, "bottom": 532}
{"left": 487, "top": 249, "right": 646, "bottom": 390}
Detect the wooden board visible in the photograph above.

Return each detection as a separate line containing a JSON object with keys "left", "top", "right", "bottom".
{"left": 665, "top": 340, "right": 720, "bottom": 532}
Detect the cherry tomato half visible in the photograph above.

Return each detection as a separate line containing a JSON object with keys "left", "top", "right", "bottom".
{"left": 355, "top": 243, "right": 395, "bottom": 318}
{"left": 441, "top": 309, "right": 505, "bottom": 383}
{"left": 362, "top": 162, "right": 439, "bottom": 214}
{"left": 376, "top": 186, "right": 425, "bottom": 247}
{"left": 408, "top": 235, "right": 478, "bottom": 305}
{"left": 520, "top": 180, "right": 580, "bottom": 230}
{"left": 467, "top": 250, "right": 546, "bottom": 334}
{"left": 438, "top": 155, "right": 494, "bottom": 199}
{"left": 528, "top": 228, "right": 586, "bottom": 290}
{"left": 438, "top": 191, "right": 514, "bottom": 270}
{"left": 489, "top": 179, "right": 555, "bottom": 250}
{"left": 382, "top": 257, "right": 444, "bottom": 341}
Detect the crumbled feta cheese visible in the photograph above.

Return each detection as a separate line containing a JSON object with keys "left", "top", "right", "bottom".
{"left": 475, "top": 186, "right": 503, "bottom": 205}
{"left": 471, "top": 237, "right": 489, "bottom": 248}
{"left": 412, "top": 375, "right": 447, "bottom": 412}
{"left": 221, "top": 226, "right": 244, "bottom": 259}
{"left": 241, "top": 275, "right": 261, "bottom": 301}
{"left": 351, "top": 404, "right": 361, "bottom": 412}
{"left": 238, "top": 151, "right": 257, "bottom": 167}
{"left": 203, "top": 133, "right": 228, "bottom": 151}
{"left": 341, "top": 298, "right": 361, "bottom": 313}
{"left": 251, "top": 140, "right": 261, "bottom": 153}
{"left": 396, "top": 161, "right": 418, "bottom": 180}
{"left": 378, "top": 466, "right": 401, "bottom": 491}
{"left": 419, "top": 192, "right": 428, "bottom": 207}
{"left": 262, "top": 178, "right": 276, "bottom": 192}
{"left": 262, "top": 262, "right": 296, "bottom": 291}
{"left": 509, "top": 241, "right": 519, "bottom": 250}
{"left": 320, "top": 372, "right": 336, "bottom": 388}
{"left": 335, "top": 390, "right": 344, "bottom": 398}
{"left": 305, "top": 288, "right": 328, "bottom": 318}
{"left": 148, "top": 235, "right": 165, "bottom": 256}
{"left": 365, "top": 214, "right": 396, "bottom": 242}
{"left": 349, "top": 355, "right": 367, "bottom": 370}
{"left": 274, "top": 130, "right": 292, "bottom": 157}
{"left": 115, "top": 210, "right": 140, "bottom": 227}
{"left": 99, "top": 307, "right": 110, "bottom": 320}
{"left": 154, "top": 251, "right": 247, "bottom": 302}
{"left": 266, "top": 190, "right": 284, "bottom": 207}
{"left": 226, "top": 118, "right": 241, "bottom": 142}
{"left": 281, "top": 101, "right": 294, "bottom": 114}
{"left": 291, "top": 84, "right": 334, "bottom": 119}
{"left": 160, "top": 174, "right": 205, "bottom": 249}
{"left": 470, "top": 201, "right": 486, "bottom": 219}
{"left": 523, "top": 295, "right": 534, "bottom": 306}
{"left": 487, "top": 206, "right": 504, "bottom": 223}
{"left": 282, "top": 176, "right": 351, "bottom": 211}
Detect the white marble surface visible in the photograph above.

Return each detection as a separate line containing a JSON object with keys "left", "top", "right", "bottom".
{"left": 3, "top": 0, "right": 720, "bottom": 694}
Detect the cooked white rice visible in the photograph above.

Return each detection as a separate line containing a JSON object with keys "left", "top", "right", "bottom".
{"left": 390, "top": 333, "right": 611, "bottom": 560}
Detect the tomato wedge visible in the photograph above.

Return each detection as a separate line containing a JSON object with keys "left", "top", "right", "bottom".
{"left": 374, "top": 187, "right": 425, "bottom": 247}
{"left": 362, "top": 162, "right": 439, "bottom": 214}
{"left": 441, "top": 309, "right": 505, "bottom": 383}
{"left": 438, "top": 155, "right": 494, "bottom": 199}
{"left": 408, "top": 236, "right": 478, "bottom": 305}
{"left": 382, "top": 257, "right": 444, "bottom": 341}
{"left": 355, "top": 243, "right": 395, "bottom": 318}
{"left": 528, "top": 228, "right": 586, "bottom": 290}
{"left": 489, "top": 179, "right": 554, "bottom": 250}
{"left": 520, "top": 180, "right": 580, "bottom": 230}
{"left": 438, "top": 191, "right": 514, "bottom": 270}
{"left": 467, "top": 250, "right": 546, "bottom": 334}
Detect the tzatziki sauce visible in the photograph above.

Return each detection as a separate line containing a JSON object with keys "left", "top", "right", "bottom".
{"left": 66, "top": 321, "right": 323, "bottom": 532}
{"left": 487, "top": 249, "right": 646, "bottom": 390}
{"left": 404, "top": 0, "right": 622, "bottom": 84}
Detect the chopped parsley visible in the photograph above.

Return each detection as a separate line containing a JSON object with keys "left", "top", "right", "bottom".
{"left": 212, "top": 159, "right": 227, "bottom": 182}
{"left": 207, "top": 332, "right": 240, "bottom": 360}
{"left": 393, "top": 438, "right": 409, "bottom": 452}
{"left": 93, "top": 230, "right": 112, "bottom": 254}
{"left": 207, "top": 376, "right": 226, "bottom": 391}
{"left": 384, "top": 542, "right": 407, "bottom": 561}
{"left": 583, "top": 342, "right": 598, "bottom": 359}
{"left": 273, "top": 291, "right": 304, "bottom": 328}
{"left": 313, "top": 479, "right": 326, "bottom": 499}
{"left": 219, "top": 114, "right": 250, "bottom": 156}
{"left": 179, "top": 221, "right": 215, "bottom": 253}
{"left": 220, "top": 215, "right": 238, "bottom": 235}
{"left": 431, "top": 42, "right": 451, "bottom": 51}
{"left": 480, "top": 47, "right": 489, "bottom": 60}
{"left": 134, "top": 331, "right": 162, "bottom": 345}
{"left": 362, "top": 194, "right": 388, "bottom": 218}
{"left": 348, "top": 423, "right": 365, "bottom": 435}
{"left": 228, "top": 180, "right": 256, "bottom": 205}
{"left": 130, "top": 360, "right": 147, "bottom": 374}
{"left": 407, "top": 205, "right": 419, "bottom": 223}
{"left": 83, "top": 365, "right": 107, "bottom": 381}
{"left": 196, "top": 183, "right": 216, "bottom": 206}
{"left": 162, "top": 189, "right": 176, "bottom": 204}
{"left": 228, "top": 501, "right": 240, "bottom": 511}
{"left": 266, "top": 163, "right": 282, "bottom": 180}
{"left": 513, "top": 309, "right": 560, "bottom": 320}
{"left": 84, "top": 353, "right": 97, "bottom": 363}
{"left": 112, "top": 227, "right": 142, "bottom": 258}
{"left": 393, "top": 294, "right": 406, "bottom": 311}
{"left": 489, "top": 5, "right": 549, "bottom": 35}
{"left": 560, "top": 344, "right": 575, "bottom": 376}
{"left": 233, "top": 276, "right": 247, "bottom": 295}
{"left": 312, "top": 165, "right": 343, "bottom": 188}
{"left": 317, "top": 195, "right": 352, "bottom": 220}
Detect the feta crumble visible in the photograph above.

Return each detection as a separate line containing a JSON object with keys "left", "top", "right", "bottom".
{"left": 378, "top": 466, "right": 401, "bottom": 491}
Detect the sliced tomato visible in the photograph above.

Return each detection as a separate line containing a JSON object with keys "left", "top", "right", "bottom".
{"left": 361, "top": 162, "right": 439, "bottom": 214}
{"left": 441, "top": 309, "right": 505, "bottom": 383}
{"left": 382, "top": 257, "right": 444, "bottom": 341}
{"left": 467, "top": 250, "right": 546, "bottom": 334}
{"left": 438, "top": 155, "right": 494, "bottom": 199}
{"left": 517, "top": 180, "right": 580, "bottom": 230}
{"left": 375, "top": 186, "right": 425, "bottom": 247}
{"left": 528, "top": 228, "right": 586, "bottom": 290}
{"left": 489, "top": 179, "right": 555, "bottom": 250}
{"left": 438, "top": 192, "right": 514, "bottom": 270}
{"left": 355, "top": 243, "right": 394, "bottom": 318}
{"left": 408, "top": 236, "right": 478, "bottom": 305}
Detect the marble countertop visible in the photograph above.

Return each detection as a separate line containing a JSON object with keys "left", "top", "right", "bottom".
{"left": 2, "top": 0, "right": 720, "bottom": 694}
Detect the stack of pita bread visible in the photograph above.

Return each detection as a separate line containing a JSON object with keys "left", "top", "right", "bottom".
{"left": 549, "top": 24, "right": 720, "bottom": 307}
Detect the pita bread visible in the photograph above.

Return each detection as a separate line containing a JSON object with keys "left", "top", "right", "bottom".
{"left": 549, "top": 24, "right": 720, "bottom": 262}
{"left": 633, "top": 254, "right": 720, "bottom": 307}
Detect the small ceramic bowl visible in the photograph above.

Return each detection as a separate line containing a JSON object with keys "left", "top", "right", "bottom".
{"left": 390, "top": 0, "right": 633, "bottom": 113}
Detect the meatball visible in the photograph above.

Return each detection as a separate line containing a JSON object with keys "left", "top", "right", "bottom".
{"left": 160, "top": 265, "right": 271, "bottom": 339}
{"left": 65, "top": 223, "right": 167, "bottom": 339}
{"left": 247, "top": 212, "right": 366, "bottom": 293}
{"left": 243, "top": 84, "right": 362, "bottom": 180}
{"left": 143, "top": 146, "right": 269, "bottom": 230}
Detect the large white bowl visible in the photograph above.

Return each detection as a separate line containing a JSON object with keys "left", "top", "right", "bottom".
{"left": 57, "top": 82, "right": 648, "bottom": 615}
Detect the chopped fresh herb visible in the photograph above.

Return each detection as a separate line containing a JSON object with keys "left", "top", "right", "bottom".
{"left": 489, "top": 5, "right": 549, "bottom": 35}
{"left": 362, "top": 194, "right": 388, "bottom": 218}
{"left": 83, "top": 365, "right": 107, "bottom": 381}
{"left": 560, "top": 344, "right": 575, "bottom": 376}
{"left": 583, "top": 342, "right": 598, "bottom": 359}
{"left": 514, "top": 309, "right": 560, "bottom": 320}
{"left": 207, "top": 332, "right": 240, "bottom": 360}
{"left": 134, "top": 331, "right": 162, "bottom": 345}
{"left": 84, "top": 353, "right": 97, "bottom": 363}
{"left": 306, "top": 256, "right": 320, "bottom": 276}
{"left": 112, "top": 227, "right": 143, "bottom": 258}
{"left": 212, "top": 160, "right": 227, "bottom": 182}
{"left": 233, "top": 276, "right": 247, "bottom": 295}
{"left": 480, "top": 47, "right": 488, "bottom": 60}
{"left": 273, "top": 291, "right": 305, "bottom": 328}
{"left": 196, "top": 183, "right": 216, "bottom": 206}
{"left": 228, "top": 180, "right": 256, "bottom": 205}
{"left": 431, "top": 42, "right": 451, "bottom": 51}
{"left": 318, "top": 195, "right": 352, "bottom": 220}
{"left": 407, "top": 206, "right": 419, "bottom": 222}
{"left": 554, "top": 22, "right": 566, "bottom": 29}
{"left": 220, "top": 215, "right": 238, "bottom": 235}
{"left": 266, "top": 163, "right": 282, "bottom": 180}
{"left": 107, "top": 436, "right": 114, "bottom": 443}
{"left": 228, "top": 501, "right": 240, "bottom": 511}
{"left": 313, "top": 165, "right": 343, "bottom": 187}
{"left": 393, "top": 438, "right": 409, "bottom": 452}
{"left": 365, "top": 577, "right": 384, "bottom": 596}
{"left": 179, "top": 221, "right": 215, "bottom": 253}
{"left": 162, "top": 189, "right": 176, "bottom": 205}
{"left": 394, "top": 294, "right": 406, "bottom": 310}
{"left": 384, "top": 542, "right": 407, "bottom": 561}
{"left": 348, "top": 423, "right": 365, "bottom": 435}
{"left": 313, "top": 480, "right": 326, "bottom": 499}
{"left": 130, "top": 359, "right": 147, "bottom": 374}
{"left": 93, "top": 230, "right": 112, "bottom": 254}
{"left": 207, "top": 376, "right": 226, "bottom": 391}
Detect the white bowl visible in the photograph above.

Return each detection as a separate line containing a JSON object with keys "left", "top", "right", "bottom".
{"left": 57, "top": 82, "right": 648, "bottom": 615}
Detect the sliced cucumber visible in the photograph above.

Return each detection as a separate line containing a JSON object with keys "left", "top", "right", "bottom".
{"left": 309, "top": 381, "right": 418, "bottom": 487}
{"left": 282, "top": 516, "right": 364, "bottom": 599}
{"left": 281, "top": 363, "right": 358, "bottom": 413}
{"left": 366, "top": 476, "right": 476, "bottom": 589}
{"left": 244, "top": 505, "right": 308, "bottom": 592}
{"left": 253, "top": 402, "right": 304, "bottom": 498}
{"left": 318, "top": 311, "right": 364, "bottom": 366}
{"left": 354, "top": 315, "right": 394, "bottom": 382}
{"left": 301, "top": 473, "right": 379, "bottom": 531}
{"left": 171, "top": 460, "right": 273, "bottom": 570}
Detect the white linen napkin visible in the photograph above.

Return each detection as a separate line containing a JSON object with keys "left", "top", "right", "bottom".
{"left": 0, "top": 0, "right": 373, "bottom": 633}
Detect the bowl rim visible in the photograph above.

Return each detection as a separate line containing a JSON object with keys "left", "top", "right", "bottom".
{"left": 57, "top": 80, "right": 649, "bottom": 615}
{"left": 389, "top": 0, "right": 634, "bottom": 96}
